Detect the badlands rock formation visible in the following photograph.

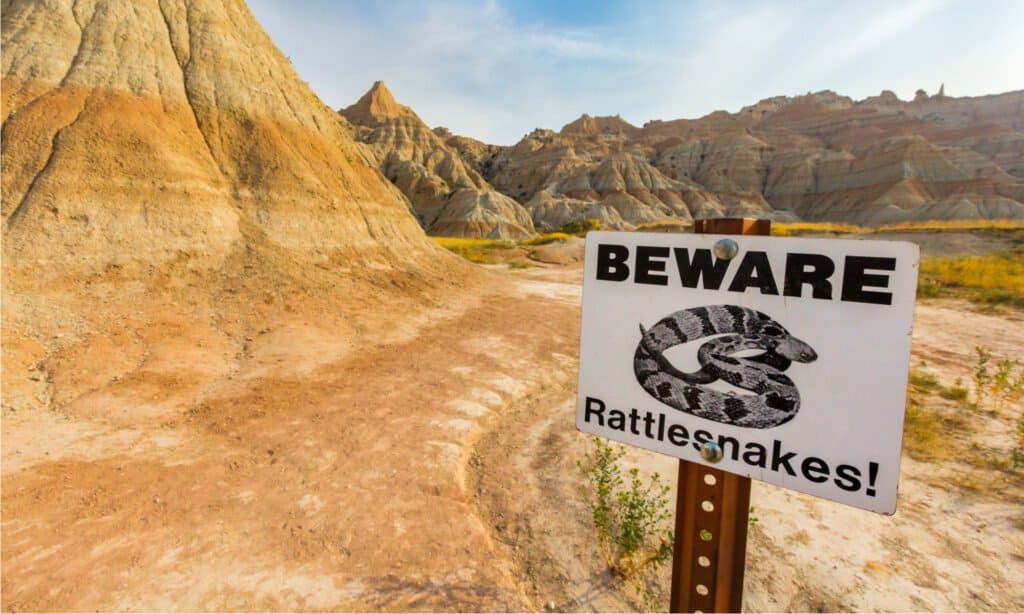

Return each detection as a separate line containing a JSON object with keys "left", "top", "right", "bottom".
{"left": 1, "top": 0, "right": 473, "bottom": 416}
{"left": 2, "top": 1, "right": 450, "bottom": 276}
{"left": 441, "top": 89, "right": 1024, "bottom": 230}
{"left": 340, "top": 82, "right": 534, "bottom": 239}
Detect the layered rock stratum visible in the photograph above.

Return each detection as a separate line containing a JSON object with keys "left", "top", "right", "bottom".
{"left": 340, "top": 82, "right": 535, "bottom": 239}
{"left": 1, "top": 0, "right": 482, "bottom": 419}
{"left": 435, "top": 88, "right": 1024, "bottom": 230}
{"left": 1, "top": 0, "right": 451, "bottom": 273}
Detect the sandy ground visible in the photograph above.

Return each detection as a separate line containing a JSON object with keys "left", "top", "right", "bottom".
{"left": 1, "top": 267, "right": 579, "bottom": 611}
{"left": 3, "top": 251, "right": 1023, "bottom": 611}
{"left": 470, "top": 265, "right": 1024, "bottom": 612}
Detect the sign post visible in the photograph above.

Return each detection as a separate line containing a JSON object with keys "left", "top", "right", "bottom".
{"left": 670, "top": 218, "right": 766, "bottom": 613}
{"left": 575, "top": 217, "right": 919, "bottom": 612}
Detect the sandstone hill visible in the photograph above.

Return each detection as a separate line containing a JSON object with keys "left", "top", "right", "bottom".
{"left": 1, "top": 1, "right": 456, "bottom": 276}
{"left": 1, "top": 3, "right": 527, "bottom": 609}
{"left": 1, "top": 0, "right": 476, "bottom": 416}
{"left": 340, "top": 82, "right": 535, "bottom": 239}
{"left": 438, "top": 88, "right": 1024, "bottom": 230}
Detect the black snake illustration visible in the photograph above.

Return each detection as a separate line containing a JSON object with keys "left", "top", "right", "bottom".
{"left": 634, "top": 305, "right": 817, "bottom": 429}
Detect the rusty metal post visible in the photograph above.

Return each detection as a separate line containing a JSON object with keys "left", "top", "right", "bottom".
{"left": 669, "top": 217, "right": 770, "bottom": 613}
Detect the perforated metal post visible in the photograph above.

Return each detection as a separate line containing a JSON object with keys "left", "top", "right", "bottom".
{"left": 669, "top": 217, "right": 769, "bottom": 613}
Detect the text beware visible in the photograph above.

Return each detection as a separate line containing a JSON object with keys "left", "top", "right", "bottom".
{"left": 596, "top": 243, "right": 897, "bottom": 305}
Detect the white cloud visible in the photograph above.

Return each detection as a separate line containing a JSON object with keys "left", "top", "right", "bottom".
{"left": 249, "top": 0, "right": 1023, "bottom": 144}
{"left": 794, "top": 0, "right": 946, "bottom": 80}
{"left": 650, "top": 3, "right": 799, "bottom": 119}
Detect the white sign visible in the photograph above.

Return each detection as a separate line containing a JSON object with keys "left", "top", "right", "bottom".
{"left": 576, "top": 231, "right": 919, "bottom": 514}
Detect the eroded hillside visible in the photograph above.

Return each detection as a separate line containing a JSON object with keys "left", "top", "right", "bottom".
{"left": 340, "top": 81, "right": 535, "bottom": 239}
{"left": 435, "top": 88, "right": 1024, "bottom": 231}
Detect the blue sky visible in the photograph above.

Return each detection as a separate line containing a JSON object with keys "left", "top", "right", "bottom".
{"left": 248, "top": 0, "right": 1024, "bottom": 145}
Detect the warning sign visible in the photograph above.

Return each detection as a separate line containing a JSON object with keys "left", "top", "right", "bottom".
{"left": 576, "top": 231, "right": 920, "bottom": 514}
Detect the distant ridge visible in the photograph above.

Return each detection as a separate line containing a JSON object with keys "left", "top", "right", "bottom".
{"left": 434, "top": 87, "right": 1024, "bottom": 230}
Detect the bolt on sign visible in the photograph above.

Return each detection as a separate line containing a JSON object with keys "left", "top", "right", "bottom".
{"left": 576, "top": 231, "right": 920, "bottom": 514}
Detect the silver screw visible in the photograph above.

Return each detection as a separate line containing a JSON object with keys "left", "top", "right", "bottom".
{"left": 713, "top": 238, "right": 739, "bottom": 260}
{"left": 700, "top": 441, "right": 724, "bottom": 463}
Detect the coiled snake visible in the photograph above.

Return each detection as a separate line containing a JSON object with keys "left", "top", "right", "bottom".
{"left": 633, "top": 305, "right": 817, "bottom": 429}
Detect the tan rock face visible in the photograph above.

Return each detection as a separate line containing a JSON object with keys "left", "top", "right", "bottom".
{"left": 449, "top": 90, "right": 1024, "bottom": 228}
{"left": 340, "top": 81, "right": 535, "bottom": 239}
{"left": 2, "top": 0, "right": 447, "bottom": 279}
{"left": 1, "top": 0, "right": 482, "bottom": 429}
{"left": 441, "top": 131, "right": 502, "bottom": 180}
{"left": 430, "top": 189, "right": 536, "bottom": 239}
{"left": 340, "top": 80, "right": 418, "bottom": 125}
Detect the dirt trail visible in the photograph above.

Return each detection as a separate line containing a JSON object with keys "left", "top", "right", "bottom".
{"left": 1, "top": 269, "right": 579, "bottom": 611}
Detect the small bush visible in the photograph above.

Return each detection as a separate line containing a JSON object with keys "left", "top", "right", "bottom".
{"left": 917, "top": 277, "right": 943, "bottom": 299}
{"left": 560, "top": 218, "right": 604, "bottom": 236}
{"left": 973, "top": 346, "right": 992, "bottom": 407}
{"left": 578, "top": 437, "right": 673, "bottom": 610}
{"left": 940, "top": 378, "right": 969, "bottom": 402}
{"left": 522, "top": 232, "right": 572, "bottom": 246}
{"left": 431, "top": 236, "right": 514, "bottom": 264}
{"left": 1016, "top": 415, "right": 1024, "bottom": 468}
{"left": 906, "top": 353, "right": 1024, "bottom": 477}
{"left": 991, "top": 358, "right": 1023, "bottom": 411}
{"left": 909, "top": 369, "right": 942, "bottom": 395}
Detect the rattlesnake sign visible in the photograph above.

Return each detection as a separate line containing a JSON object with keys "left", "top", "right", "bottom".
{"left": 576, "top": 231, "right": 920, "bottom": 514}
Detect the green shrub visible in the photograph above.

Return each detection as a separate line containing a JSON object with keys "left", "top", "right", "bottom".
{"left": 973, "top": 346, "right": 992, "bottom": 407}
{"left": 522, "top": 232, "right": 572, "bottom": 246}
{"left": 917, "top": 277, "right": 943, "bottom": 299}
{"left": 940, "top": 378, "right": 969, "bottom": 402}
{"left": 919, "top": 248, "right": 1024, "bottom": 309}
{"left": 578, "top": 437, "right": 673, "bottom": 610}
{"left": 560, "top": 218, "right": 604, "bottom": 236}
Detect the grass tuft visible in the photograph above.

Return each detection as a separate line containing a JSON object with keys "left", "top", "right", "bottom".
{"left": 635, "top": 219, "right": 692, "bottom": 233}
{"left": 918, "top": 248, "right": 1024, "bottom": 309}
{"left": 431, "top": 237, "right": 515, "bottom": 264}
{"left": 773, "top": 218, "right": 1024, "bottom": 236}
{"left": 773, "top": 222, "right": 867, "bottom": 236}
{"left": 522, "top": 232, "right": 573, "bottom": 246}
{"left": 903, "top": 368, "right": 970, "bottom": 462}
{"left": 558, "top": 218, "right": 604, "bottom": 236}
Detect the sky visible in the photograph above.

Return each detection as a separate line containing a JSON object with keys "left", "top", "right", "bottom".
{"left": 248, "top": 0, "right": 1024, "bottom": 145}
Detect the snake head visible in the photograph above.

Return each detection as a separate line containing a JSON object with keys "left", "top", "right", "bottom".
{"left": 754, "top": 320, "right": 818, "bottom": 363}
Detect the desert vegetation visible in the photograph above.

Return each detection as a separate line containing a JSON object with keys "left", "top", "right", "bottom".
{"left": 431, "top": 219, "right": 603, "bottom": 265}
{"left": 773, "top": 218, "right": 1024, "bottom": 236}
{"left": 904, "top": 345, "right": 1023, "bottom": 491}
{"left": 918, "top": 248, "right": 1024, "bottom": 308}
{"left": 577, "top": 437, "right": 674, "bottom": 611}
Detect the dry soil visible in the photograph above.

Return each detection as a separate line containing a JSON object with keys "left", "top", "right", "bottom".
{"left": 3, "top": 246, "right": 1023, "bottom": 612}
